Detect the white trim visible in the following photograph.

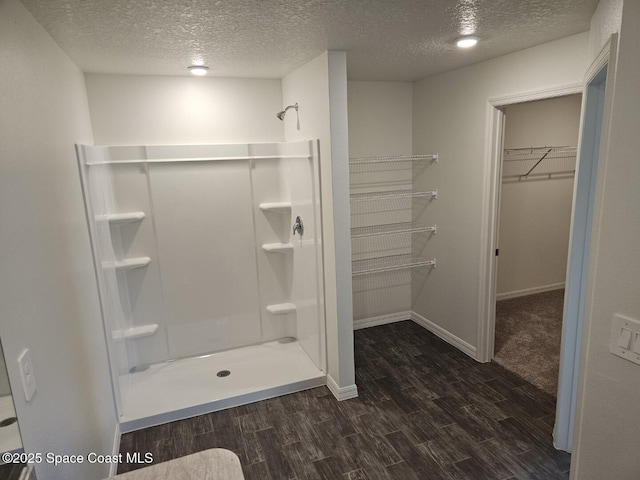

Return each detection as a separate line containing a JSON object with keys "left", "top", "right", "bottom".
{"left": 584, "top": 37, "right": 614, "bottom": 83}
{"left": 488, "top": 83, "right": 584, "bottom": 107}
{"left": 110, "top": 423, "right": 121, "bottom": 477}
{"left": 554, "top": 34, "right": 618, "bottom": 454}
{"left": 496, "top": 283, "right": 565, "bottom": 301}
{"left": 411, "top": 312, "right": 477, "bottom": 359}
{"left": 326, "top": 374, "right": 359, "bottom": 401}
{"left": 352, "top": 311, "right": 411, "bottom": 330}
{"left": 477, "top": 82, "right": 585, "bottom": 363}
{"left": 477, "top": 102, "right": 505, "bottom": 363}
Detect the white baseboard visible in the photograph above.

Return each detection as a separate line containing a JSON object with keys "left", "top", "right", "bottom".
{"left": 411, "top": 311, "right": 477, "bottom": 359}
{"left": 496, "top": 283, "right": 565, "bottom": 301}
{"left": 109, "top": 424, "right": 121, "bottom": 477}
{"left": 353, "top": 311, "right": 411, "bottom": 330}
{"left": 326, "top": 374, "right": 358, "bottom": 401}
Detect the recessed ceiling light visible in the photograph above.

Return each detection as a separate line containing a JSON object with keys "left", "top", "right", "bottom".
{"left": 456, "top": 36, "right": 479, "bottom": 49}
{"left": 188, "top": 65, "right": 209, "bottom": 76}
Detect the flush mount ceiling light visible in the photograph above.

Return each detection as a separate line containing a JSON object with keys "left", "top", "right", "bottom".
{"left": 456, "top": 36, "right": 479, "bottom": 48}
{"left": 188, "top": 65, "right": 209, "bottom": 76}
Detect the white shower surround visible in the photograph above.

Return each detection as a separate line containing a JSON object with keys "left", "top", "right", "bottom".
{"left": 77, "top": 140, "right": 326, "bottom": 427}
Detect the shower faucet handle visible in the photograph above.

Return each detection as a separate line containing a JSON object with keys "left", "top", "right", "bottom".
{"left": 293, "top": 216, "right": 304, "bottom": 236}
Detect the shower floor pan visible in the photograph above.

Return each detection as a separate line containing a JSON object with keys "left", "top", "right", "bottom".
{"left": 118, "top": 338, "right": 326, "bottom": 432}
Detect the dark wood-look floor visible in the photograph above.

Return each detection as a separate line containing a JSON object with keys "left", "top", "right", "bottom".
{"left": 118, "top": 321, "right": 570, "bottom": 479}
{"left": 0, "top": 461, "right": 25, "bottom": 480}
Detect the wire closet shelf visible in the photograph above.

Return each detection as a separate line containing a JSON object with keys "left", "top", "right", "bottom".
{"left": 351, "top": 222, "right": 437, "bottom": 239}
{"left": 502, "top": 146, "right": 577, "bottom": 179}
{"left": 350, "top": 189, "right": 437, "bottom": 202}
{"left": 349, "top": 153, "right": 438, "bottom": 276}
{"left": 348, "top": 154, "right": 438, "bottom": 166}
{"left": 352, "top": 255, "right": 436, "bottom": 276}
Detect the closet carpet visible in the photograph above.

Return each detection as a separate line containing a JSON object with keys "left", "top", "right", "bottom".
{"left": 118, "top": 321, "right": 569, "bottom": 479}
{"left": 494, "top": 289, "right": 565, "bottom": 396}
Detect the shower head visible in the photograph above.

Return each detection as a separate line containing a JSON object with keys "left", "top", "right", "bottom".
{"left": 276, "top": 103, "right": 298, "bottom": 120}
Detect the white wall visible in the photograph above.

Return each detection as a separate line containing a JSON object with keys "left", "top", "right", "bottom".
{"left": 412, "top": 32, "right": 589, "bottom": 349}
{"left": 497, "top": 95, "right": 582, "bottom": 296}
{"left": 0, "top": 1, "right": 117, "bottom": 478}
{"left": 572, "top": 0, "right": 640, "bottom": 478}
{"left": 282, "top": 52, "right": 356, "bottom": 392}
{"left": 85, "top": 74, "right": 284, "bottom": 145}
{"left": 348, "top": 82, "right": 414, "bottom": 324}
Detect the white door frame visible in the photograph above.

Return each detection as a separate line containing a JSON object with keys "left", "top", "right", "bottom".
{"left": 553, "top": 35, "right": 617, "bottom": 452}
{"left": 477, "top": 35, "right": 618, "bottom": 453}
{"left": 477, "top": 83, "right": 583, "bottom": 364}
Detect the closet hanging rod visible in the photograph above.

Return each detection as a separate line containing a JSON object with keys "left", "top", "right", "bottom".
{"left": 503, "top": 145, "right": 576, "bottom": 154}
{"left": 503, "top": 154, "right": 577, "bottom": 162}
{"left": 85, "top": 154, "right": 311, "bottom": 166}
{"left": 502, "top": 170, "right": 575, "bottom": 180}
{"left": 502, "top": 146, "right": 577, "bottom": 177}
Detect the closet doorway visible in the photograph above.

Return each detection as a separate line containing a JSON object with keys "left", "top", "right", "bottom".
{"left": 493, "top": 94, "right": 582, "bottom": 396}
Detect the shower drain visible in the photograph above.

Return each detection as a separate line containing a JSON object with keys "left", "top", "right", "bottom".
{"left": 216, "top": 370, "right": 231, "bottom": 378}
{"left": 0, "top": 417, "right": 17, "bottom": 428}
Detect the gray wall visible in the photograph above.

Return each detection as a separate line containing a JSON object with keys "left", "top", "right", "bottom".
{"left": 497, "top": 95, "right": 582, "bottom": 296}
{"left": 347, "top": 81, "right": 414, "bottom": 324}
{"left": 412, "top": 33, "right": 589, "bottom": 350}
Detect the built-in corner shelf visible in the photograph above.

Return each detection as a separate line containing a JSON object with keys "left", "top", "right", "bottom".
{"left": 351, "top": 222, "right": 437, "bottom": 239}
{"left": 100, "top": 212, "right": 146, "bottom": 226}
{"left": 112, "top": 323, "right": 159, "bottom": 341}
{"left": 352, "top": 255, "right": 436, "bottom": 276}
{"left": 259, "top": 202, "right": 292, "bottom": 213}
{"left": 103, "top": 256, "right": 151, "bottom": 272}
{"left": 262, "top": 243, "right": 294, "bottom": 254}
{"left": 266, "top": 303, "right": 297, "bottom": 315}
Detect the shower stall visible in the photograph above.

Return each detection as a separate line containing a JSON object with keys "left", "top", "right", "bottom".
{"left": 77, "top": 140, "right": 326, "bottom": 432}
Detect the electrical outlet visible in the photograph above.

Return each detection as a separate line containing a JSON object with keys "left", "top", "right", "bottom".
{"left": 17, "top": 348, "right": 36, "bottom": 402}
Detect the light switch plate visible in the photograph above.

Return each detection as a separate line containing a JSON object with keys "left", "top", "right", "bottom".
{"left": 633, "top": 333, "right": 640, "bottom": 355}
{"left": 17, "top": 348, "right": 37, "bottom": 402}
{"left": 610, "top": 314, "right": 640, "bottom": 365}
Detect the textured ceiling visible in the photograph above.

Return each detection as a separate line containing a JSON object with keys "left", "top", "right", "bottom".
{"left": 20, "top": 0, "right": 598, "bottom": 81}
